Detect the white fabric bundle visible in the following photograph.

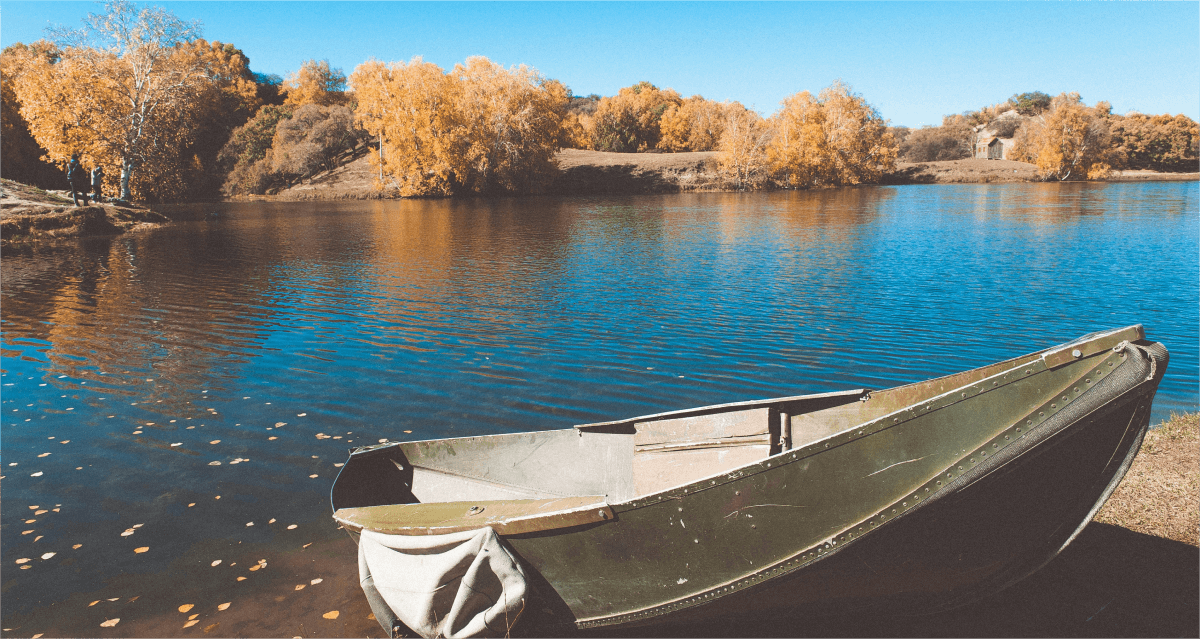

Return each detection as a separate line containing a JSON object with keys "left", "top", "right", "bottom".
{"left": 358, "top": 527, "right": 528, "bottom": 638}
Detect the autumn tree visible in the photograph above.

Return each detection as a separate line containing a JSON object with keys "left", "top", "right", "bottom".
{"left": 13, "top": 1, "right": 209, "bottom": 201}
{"left": 589, "top": 81, "right": 682, "bottom": 152}
{"left": 899, "top": 119, "right": 974, "bottom": 162}
{"left": 1, "top": 42, "right": 65, "bottom": 187}
{"left": 351, "top": 56, "right": 566, "bottom": 197}
{"left": 1011, "top": 93, "right": 1112, "bottom": 181}
{"left": 283, "top": 59, "right": 349, "bottom": 108}
{"left": 658, "top": 96, "right": 735, "bottom": 152}
{"left": 1109, "top": 112, "right": 1199, "bottom": 172}
{"left": 351, "top": 57, "right": 461, "bottom": 196}
{"left": 446, "top": 57, "right": 568, "bottom": 194}
{"left": 717, "top": 105, "right": 773, "bottom": 190}
{"left": 766, "top": 81, "right": 897, "bottom": 187}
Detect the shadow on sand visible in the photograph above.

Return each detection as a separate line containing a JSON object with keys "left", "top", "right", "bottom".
{"left": 583, "top": 523, "right": 1198, "bottom": 638}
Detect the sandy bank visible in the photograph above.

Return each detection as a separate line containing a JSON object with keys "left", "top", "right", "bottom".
{"left": 1, "top": 178, "right": 170, "bottom": 245}
{"left": 257, "top": 152, "right": 1196, "bottom": 201}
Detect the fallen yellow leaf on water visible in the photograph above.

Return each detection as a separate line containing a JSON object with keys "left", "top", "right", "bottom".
{"left": 133, "top": 524, "right": 143, "bottom": 528}
{"left": 73, "top": 544, "right": 82, "bottom": 549}
{"left": 182, "top": 620, "right": 198, "bottom": 628}
{"left": 287, "top": 524, "right": 297, "bottom": 530}
{"left": 134, "top": 547, "right": 149, "bottom": 553}
{"left": 302, "top": 543, "right": 312, "bottom": 549}
{"left": 211, "top": 560, "right": 222, "bottom": 566}
{"left": 188, "top": 503, "right": 195, "bottom": 507}
{"left": 35, "top": 509, "right": 48, "bottom": 515}
{"left": 309, "top": 474, "right": 318, "bottom": 479}
{"left": 248, "top": 565, "right": 260, "bottom": 571}
{"left": 217, "top": 602, "right": 230, "bottom": 611}
{"left": 189, "top": 614, "right": 199, "bottom": 620}
{"left": 295, "top": 584, "right": 305, "bottom": 590}
{"left": 179, "top": 604, "right": 194, "bottom": 613}
{"left": 38, "top": 453, "right": 50, "bottom": 458}
{"left": 22, "top": 530, "right": 34, "bottom": 535}
{"left": 121, "top": 529, "right": 135, "bottom": 536}
{"left": 34, "top": 535, "right": 43, "bottom": 542}
{"left": 32, "top": 634, "right": 43, "bottom": 638}
{"left": 268, "top": 518, "right": 276, "bottom": 524}
{"left": 310, "top": 578, "right": 323, "bottom": 585}
{"left": 15, "top": 558, "right": 31, "bottom": 564}
{"left": 100, "top": 618, "right": 119, "bottom": 627}
{"left": 322, "top": 610, "right": 339, "bottom": 620}
{"left": 203, "top": 623, "right": 218, "bottom": 632}
{"left": 88, "top": 600, "right": 99, "bottom": 606}
{"left": 41, "top": 552, "right": 55, "bottom": 560}
{"left": 209, "top": 440, "right": 220, "bottom": 445}
{"left": 268, "top": 436, "right": 278, "bottom": 440}
{"left": 236, "top": 576, "right": 246, "bottom": 581}
{"left": 246, "top": 522, "right": 254, "bottom": 527}
{"left": 208, "top": 461, "right": 221, "bottom": 466}
{"left": 31, "top": 472, "right": 43, "bottom": 477}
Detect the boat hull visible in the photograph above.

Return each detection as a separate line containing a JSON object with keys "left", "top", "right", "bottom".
{"left": 331, "top": 329, "right": 1168, "bottom": 636}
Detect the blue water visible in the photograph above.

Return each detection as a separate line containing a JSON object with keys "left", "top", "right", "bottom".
{"left": 1, "top": 181, "right": 1196, "bottom": 632}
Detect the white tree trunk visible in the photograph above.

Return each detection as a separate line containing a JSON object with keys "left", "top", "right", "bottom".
{"left": 120, "top": 160, "right": 133, "bottom": 201}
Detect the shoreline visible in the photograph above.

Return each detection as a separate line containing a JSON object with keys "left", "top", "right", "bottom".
{"left": 1, "top": 179, "right": 170, "bottom": 246}
{"left": 264, "top": 151, "right": 1197, "bottom": 201}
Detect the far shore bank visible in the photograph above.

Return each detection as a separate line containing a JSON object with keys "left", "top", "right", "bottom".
{"left": 264, "top": 150, "right": 1197, "bottom": 201}
{"left": 4, "top": 154, "right": 1195, "bottom": 243}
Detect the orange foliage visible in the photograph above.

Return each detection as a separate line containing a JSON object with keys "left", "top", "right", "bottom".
{"left": 284, "top": 59, "right": 349, "bottom": 108}
{"left": 658, "top": 96, "right": 739, "bottom": 152}
{"left": 765, "top": 81, "right": 896, "bottom": 187}
{"left": 589, "top": 82, "right": 682, "bottom": 152}
{"left": 1011, "top": 93, "right": 1112, "bottom": 181}
{"left": 351, "top": 56, "right": 565, "bottom": 196}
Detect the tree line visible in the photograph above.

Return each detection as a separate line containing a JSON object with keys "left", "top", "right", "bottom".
{"left": 892, "top": 91, "right": 1198, "bottom": 180}
{"left": 3, "top": 2, "right": 1196, "bottom": 202}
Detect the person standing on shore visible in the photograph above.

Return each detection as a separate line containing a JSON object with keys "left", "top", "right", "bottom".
{"left": 91, "top": 166, "right": 105, "bottom": 204}
{"left": 67, "top": 154, "right": 90, "bottom": 206}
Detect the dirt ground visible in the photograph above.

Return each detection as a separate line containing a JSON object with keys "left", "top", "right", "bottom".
{"left": 267, "top": 152, "right": 1196, "bottom": 200}
{"left": 0, "top": 178, "right": 168, "bottom": 244}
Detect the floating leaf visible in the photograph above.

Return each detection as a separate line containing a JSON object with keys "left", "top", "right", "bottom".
{"left": 182, "top": 620, "right": 198, "bottom": 628}
{"left": 60, "top": 440, "right": 69, "bottom": 444}
{"left": 268, "top": 436, "right": 278, "bottom": 441}
{"left": 246, "top": 522, "right": 253, "bottom": 526}
{"left": 295, "top": 584, "right": 305, "bottom": 590}
{"left": 203, "top": 623, "right": 219, "bottom": 632}
{"left": 73, "top": 544, "right": 82, "bottom": 549}
{"left": 28, "top": 506, "right": 38, "bottom": 510}
{"left": 170, "top": 443, "right": 182, "bottom": 447}
{"left": 189, "top": 614, "right": 199, "bottom": 620}
{"left": 268, "top": 518, "right": 276, "bottom": 524}
{"left": 99, "top": 618, "right": 119, "bottom": 627}
{"left": 334, "top": 463, "right": 344, "bottom": 467}
{"left": 322, "top": 610, "right": 339, "bottom": 620}
{"left": 15, "top": 558, "right": 30, "bottom": 564}
{"left": 133, "top": 524, "right": 143, "bottom": 528}
{"left": 134, "top": 547, "right": 149, "bottom": 553}
{"left": 208, "top": 461, "right": 221, "bottom": 466}
{"left": 248, "top": 565, "right": 259, "bottom": 571}
{"left": 34, "top": 536, "right": 43, "bottom": 542}
{"left": 211, "top": 560, "right": 222, "bottom": 567}
{"left": 188, "top": 503, "right": 196, "bottom": 507}
{"left": 88, "top": 600, "right": 99, "bottom": 606}
{"left": 297, "top": 413, "right": 306, "bottom": 417}
{"left": 217, "top": 602, "right": 230, "bottom": 611}
{"left": 41, "top": 552, "right": 55, "bottom": 560}
{"left": 302, "top": 543, "right": 311, "bottom": 548}
{"left": 34, "top": 510, "right": 47, "bottom": 515}
{"left": 310, "top": 578, "right": 323, "bottom": 585}
{"left": 121, "top": 529, "right": 135, "bottom": 537}
{"left": 309, "top": 474, "right": 318, "bottom": 479}
{"left": 236, "top": 576, "right": 246, "bottom": 581}
{"left": 209, "top": 440, "right": 220, "bottom": 445}
{"left": 38, "top": 453, "right": 51, "bottom": 458}
{"left": 275, "top": 422, "right": 286, "bottom": 427}
{"left": 179, "top": 604, "right": 194, "bottom": 613}
{"left": 31, "top": 472, "right": 43, "bottom": 477}
{"left": 22, "top": 530, "right": 34, "bottom": 535}
{"left": 287, "top": 525, "right": 297, "bottom": 530}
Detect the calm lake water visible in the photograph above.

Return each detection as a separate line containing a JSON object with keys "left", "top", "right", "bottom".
{"left": 2, "top": 182, "right": 1197, "bottom": 636}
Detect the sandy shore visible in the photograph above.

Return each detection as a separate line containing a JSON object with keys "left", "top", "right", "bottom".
{"left": 1, "top": 178, "right": 169, "bottom": 245}
{"left": 265, "top": 152, "right": 1196, "bottom": 201}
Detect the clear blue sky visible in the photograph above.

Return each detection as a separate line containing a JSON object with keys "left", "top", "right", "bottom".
{"left": 3, "top": 1, "right": 1197, "bottom": 127}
